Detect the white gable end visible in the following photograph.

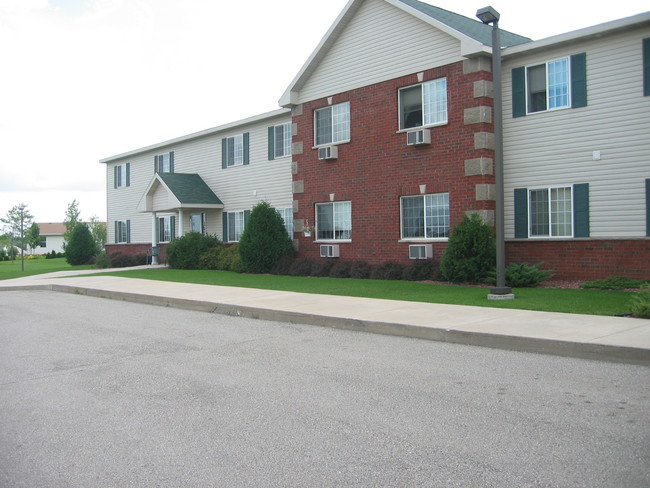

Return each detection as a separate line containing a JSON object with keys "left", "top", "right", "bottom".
{"left": 296, "top": 0, "right": 463, "bottom": 104}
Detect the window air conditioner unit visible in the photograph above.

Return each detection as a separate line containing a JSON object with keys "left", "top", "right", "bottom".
{"left": 406, "top": 129, "right": 431, "bottom": 146}
{"left": 409, "top": 244, "right": 433, "bottom": 260}
{"left": 318, "top": 145, "right": 338, "bottom": 160}
{"left": 320, "top": 244, "right": 340, "bottom": 258}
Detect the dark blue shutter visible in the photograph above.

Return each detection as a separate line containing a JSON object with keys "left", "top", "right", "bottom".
{"left": 154, "top": 155, "right": 158, "bottom": 173}
{"left": 643, "top": 37, "right": 650, "bottom": 97}
{"left": 512, "top": 66, "right": 526, "bottom": 118}
{"left": 221, "top": 139, "right": 227, "bottom": 169}
{"left": 222, "top": 213, "right": 228, "bottom": 242}
{"left": 170, "top": 216, "right": 176, "bottom": 240}
{"left": 244, "top": 210, "right": 251, "bottom": 226}
{"left": 114, "top": 166, "right": 118, "bottom": 189}
{"left": 114, "top": 221, "right": 118, "bottom": 243}
{"left": 169, "top": 152, "right": 174, "bottom": 174}
{"left": 645, "top": 179, "right": 650, "bottom": 236}
{"left": 571, "top": 53, "right": 587, "bottom": 108}
{"left": 573, "top": 183, "right": 590, "bottom": 237}
{"left": 126, "top": 220, "right": 131, "bottom": 244}
{"left": 514, "top": 188, "right": 528, "bottom": 238}
{"left": 243, "top": 133, "right": 250, "bottom": 165}
{"left": 268, "top": 126, "right": 275, "bottom": 161}
{"left": 125, "top": 163, "right": 130, "bottom": 187}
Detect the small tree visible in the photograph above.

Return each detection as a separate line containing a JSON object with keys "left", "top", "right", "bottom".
{"left": 440, "top": 213, "right": 496, "bottom": 284}
{"left": 87, "top": 216, "right": 107, "bottom": 253}
{"left": 238, "top": 201, "right": 295, "bottom": 273}
{"left": 63, "top": 199, "right": 81, "bottom": 248}
{"left": 65, "top": 223, "right": 96, "bottom": 265}
{"left": 1, "top": 203, "right": 33, "bottom": 260}
{"left": 25, "top": 222, "right": 41, "bottom": 253}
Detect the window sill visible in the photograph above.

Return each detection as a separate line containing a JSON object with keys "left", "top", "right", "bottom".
{"left": 399, "top": 238, "right": 448, "bottom": 243}
{"left": 312, "top": 140, "right": 351, "bottom": 150}
{"left": 315, "top": 239, "right": 351, "bottom": 244}
{"left": 396, "top": 122, "right": 448, "bottom": 134}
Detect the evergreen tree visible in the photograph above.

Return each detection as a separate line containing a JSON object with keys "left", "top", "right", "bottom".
{"left": 65, "top": 223, "right": 96, "bottom": 265}
{"left": 63, "top": 200, "right": 81, "bottom": 248}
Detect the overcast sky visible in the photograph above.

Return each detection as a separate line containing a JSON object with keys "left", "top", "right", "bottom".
{"left": 1, "top": 0, "right": 647, "bottom": 224}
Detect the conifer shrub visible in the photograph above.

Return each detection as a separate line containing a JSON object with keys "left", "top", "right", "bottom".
{"left": 439, "top": 213, "right": 495, "bottom": 284}
{"left": 288, "top": 258, "right": 314, "bottom": 276}
{"left": 329, "top": 261, "right": 352, "bottom": 279}
{"left": 349, "top": 261, "right": 372, "bottom": 279}
{"left": 94, "top": 251, "right": 111, "bottom": 269}
{"left": 581, "top": 276, "right": 648, "bottom": 290}
{"left": 270, "top": 255, "right": 294, "bottom": 275}
{"left": 310, "top": 259, "right": 335, "bottom": 277}
{"left": 65, "top": 223, "right": 96, "bottom": 265}
{"left": 166, "top": 232, "right": 220, "bottom": 269}
{"left": 371, "top": 261, "right": 406, "bottom": 280}
{"left": 629, "top": 284, "right": 650, "bottom": 318}
{"left": 238, "top": 202, "right": 295, "bottom": 273}
{"left": 488, "top": 262, "right": 554, "bottom": 288}
{"left": 403, "top": 259, "right": 438, "bottom": 281}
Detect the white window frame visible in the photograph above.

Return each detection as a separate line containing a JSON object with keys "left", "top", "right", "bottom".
{"left": 276, "top": 207, "right": 293, "bottom": 237}
{"left": 225, "top": 134, "right": 244, "bottom": 167}
{"left": 399, "top": 78, "right": 448, "bottom": 130}
{"left": 115, "top": 163, "right": 129, "bottom": 188}
{"left": 314, "top": 102, "right": 350, "bottom": 147}
{"left": 226, "top": 211, "right": 246, "bottom": 242}
{"left": 116, "top": 220, "right": 128, "bottom": 244}
{"left": 400, "top": 193, "right": 450, "bottom": 241}
{"left": 315, "top": 201, "right": 351, "bottom": 242}
{"left": 528, "top": 186, "right": 573, "bottom": 238}
{"left": 526, "top": 57, "right": 571, "bottom": 114}
{"left": 273, "top": 123, "right": 292, "bottom": 158}
{"left": 190, "top": 212, "right": 206, "bottom": 234}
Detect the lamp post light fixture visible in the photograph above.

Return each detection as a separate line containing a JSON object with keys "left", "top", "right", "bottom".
{"left": 477, "top": 6, "right": 514, "bottom": 300}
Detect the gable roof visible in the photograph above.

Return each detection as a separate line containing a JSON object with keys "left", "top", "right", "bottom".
{"left": 138, "top": 173, "right": 224, "bottom": 213}
{"left": 279, "top": 0, "right": 530, "bottom": 106}
{"left": 37, "top": 223, "right": 66, "bottom": 235}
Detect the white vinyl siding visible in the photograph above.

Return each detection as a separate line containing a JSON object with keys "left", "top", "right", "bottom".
{"left": 297, "top": 0, "right": 462, "bottom": 104}
{"left": 503, "top": 27, "right": 650, "bottom": 239}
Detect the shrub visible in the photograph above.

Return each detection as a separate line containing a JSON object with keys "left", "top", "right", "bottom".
{"left": 270, "top": 255, "right": 294, "bottom": 275}
{"left": 166, "top": 232, "right": 220, "bottom": 270}
{"left": 94, "top": 251, "right": 111, "bottom": 269}
{"left": 65, "top": 224, "right": 96, "bottom": 265}
{"left": 349, "top": 261, "right": 372, "bottom": 279}
{"left": 487, "top": 262, "right": 554, "bottom": 288}
{"left": 403, "top": 259, "right": 438, "bottom": 281}
{"left": 288, "top": 258, "right": 314, "bottom": 276}
{"left": 371, "top": 261, "right": 406, "bottom": 280}
{"left": 581, "top": 276, "right": 648, "bottom": 290}
{"left": 329, "top": 261, "right": 352, "bottom": 279}
{"left": 109, "top": 252, "right": 138, "bottom": 268}
{"left": 440, "top": 213, "right": 495, "bottom": 284}
{"left": 238, "top": 202, "right": 295, "bottom": 273}
{"left": 629, "top": 285, "right": 650, "bottom": 318}
{"left": 310, "top": 260, "right": 335, "bottom": 277}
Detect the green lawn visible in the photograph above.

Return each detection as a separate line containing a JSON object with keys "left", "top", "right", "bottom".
{"left": 0, "top": 257, "right": 92, "bottom": 280}
{"left": 93, "top": 268, "right": 635, "bottom": 317}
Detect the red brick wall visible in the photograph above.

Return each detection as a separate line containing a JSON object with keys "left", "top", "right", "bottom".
{"left": 292, "top": 62, "right": 494, "bottom": 265}
{"left": 105, "top": 243, "right": 168, "bottom": 264}
{"left": 507, "top": 240, "right": 650, "bottom": 281}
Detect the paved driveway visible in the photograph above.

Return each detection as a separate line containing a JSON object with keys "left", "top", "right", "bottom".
{"left": 1, "top": 290, "right": 649, "bottom": 487}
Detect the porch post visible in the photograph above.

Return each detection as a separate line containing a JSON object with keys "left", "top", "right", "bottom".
{"left": 151, "top": 212, "right": 158, "bottom": 265}
{"left": 178, "top": 210, "right": 184, "bottom": 238}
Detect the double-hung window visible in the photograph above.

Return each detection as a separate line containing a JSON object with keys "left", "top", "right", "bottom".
{"left": 401, "top": 193, "right": 449, "bottom": 239}
{"left": 223, "top": 210, "right": 250, "bottom": 242}
{"left": 399, "top": 78, "right": 447, "bottom": 130}
{"left": 190, "top": 213, "right": 206, "bottom": 234}
{"left": 268, "top": 123, "right": 292, "bottom": 160}
{"left": 115, "top": 220, "right": 130, "bottom": 244}
{"left": 315, "top": 102, "right": 350, "bottom": 146}
{"left": 154, "top": 152, "right": 174, "bottom": 173}
{"left": 222, "top": 133, "right": 249, "bottom": 168}
{"left": 114, "top": 163, "right": 130, "bottom": 188}
{"left": 276, "top": 207, "right": 294, "bottom": 237}
{"left": 158, "top": 216, "right": 175, "bottom": 242}
{"left": 316, "top": 201, "right": 351, "bottom": 241}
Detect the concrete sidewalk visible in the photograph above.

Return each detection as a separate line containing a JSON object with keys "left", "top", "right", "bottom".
{"left": 2, "top": 267, "right": 649, "bottom": 365}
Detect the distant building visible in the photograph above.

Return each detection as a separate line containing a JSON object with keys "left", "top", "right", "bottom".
{"left": 36, "top": 223, "right": 66, "bottom": 254}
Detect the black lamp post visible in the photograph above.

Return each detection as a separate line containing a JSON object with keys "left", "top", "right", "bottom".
{"left": 19, "top": 205, "right": 25, "bottom": 272}
{"left": 477, "top": 6, "right": 513, "bottom": 299}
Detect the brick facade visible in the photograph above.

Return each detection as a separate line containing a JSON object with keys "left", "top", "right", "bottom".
{"left": 292, "top": 59, "right": 497, "bottom": 265}
{"left": 105, "top": 243, "right": 167, "bottom": 264}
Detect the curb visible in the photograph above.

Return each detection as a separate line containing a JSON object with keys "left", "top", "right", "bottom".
{"left": 6, "top": 283, "right": 649, "bottom": 367}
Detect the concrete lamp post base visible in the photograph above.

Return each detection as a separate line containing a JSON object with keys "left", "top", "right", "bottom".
{"left": 488, "top": 287, "right": 515, "bottom": 300}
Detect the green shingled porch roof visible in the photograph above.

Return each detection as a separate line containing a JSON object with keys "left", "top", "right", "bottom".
{"left": 398, "top": 0, "right": 531, "bottom": 47}
{"left": 158, "top": 173, "right": 223, "bottom": 205}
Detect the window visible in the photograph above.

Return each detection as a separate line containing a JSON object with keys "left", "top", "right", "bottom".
{"left": 269, "top": 123, "right": 292, "bottom": 160}
{"left": 399, "top": 78, "right": 447, "bottom": 130}
{"left": 154, "top": 152, "right": 174, "bottom": 173}
{"left": 222, "top": 133, "right": 249, "bottom": 168}
{"left": 223, "top": 210, "right": 250, "bottom": 242}
{"left": 316, "top": 201, "right": 351, "bottom": 241}
{"left": 40, "top": 237, "right": 47, "bottom": 248}
{"left": 514, "top": 184, "right": 589, "bottom": 238}
{"left": 512, "top": 53, "right": 586, "bottom": 117}
{"left": 190, "top": 213, "right": 206, "bottom": 234}
{"left": 315, "top": 102, "right": 350, "bottom": 146}
{"left": 114, "top": 163, "right": 130, "bottom": 188}
{"left": 276, "top": 207, "right": 294, "bottom": 237}
{"left": 401, "top": 193, "right": 449, "bottom": 239}
{"left": 158, "top": 216, "right": 175, "bottom": 242}
{"left": 115, "top": 220, "right": 130, "bottom": 244}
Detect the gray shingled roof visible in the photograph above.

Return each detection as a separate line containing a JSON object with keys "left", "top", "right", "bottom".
{"left": 158, "top": 173, "right": 223, "bottom": 205}
{"left": 398, "top": 0, "right": 531, "bottom": 47}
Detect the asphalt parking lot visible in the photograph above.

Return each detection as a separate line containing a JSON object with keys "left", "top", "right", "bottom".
{"left": 1, "top": 290, "right": 649, "bottom": 487}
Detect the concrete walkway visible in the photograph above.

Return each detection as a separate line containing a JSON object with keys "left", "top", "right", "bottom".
{"left": 2, "top": 266, "right": 649, "bottom": 365}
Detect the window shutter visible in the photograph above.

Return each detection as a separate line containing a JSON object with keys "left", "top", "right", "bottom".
{"left": 202, "top": 212, "right": 207, "bottom": 235}
{"left": 643, "top": 37, "right": 650, "bottom": 97}
{"left": 170, "top": 216, "right": 176, "bottom": 240}
{"left": 222, "top": 213, "right": 228, "bottom": 241}
{"left": 126, "top": 220, "right": 131, "bottom": 244}
{"left": 114, "top": 221, "right": 118, "bottom": 243}
{"left": 169, "top": 152, "right": 174, "bottom": 174}
{"left": 514, "top": 188, "right": 528, "bottom": 238}
{"left": 154, "top": 155, "right": 159, "bottom": 173}
{"left": 125, "top": 163, "right": 130, "bottom": 187}
{"left": 268, "top": 126, "right": 275, "bottom": 161}
{"left": 645, "top": 179, "right": 650, "bottom": 236}
{"left": 243, "top": 132, "right": 250, "bottom": 165}
{"left": 244, "top": 210, "right": 251, "bottom": 226}
{"left": 114, "top": 166, "right": 118, "bottom": 189}
{"left": 512, "top": 67, "right": 526, "bottom": 118}
{"left": 221, "top": 139, "right": 227, "bottom": 169}
{"left": 573, "top": 183, "right": 590, "bottom": 237}
{"left": 570, "top": 53, "right": 587, "bottom": 108}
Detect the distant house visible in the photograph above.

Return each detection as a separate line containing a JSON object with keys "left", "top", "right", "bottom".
{"left": 36, "top": 223, "right": 66, "bottom": 254}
